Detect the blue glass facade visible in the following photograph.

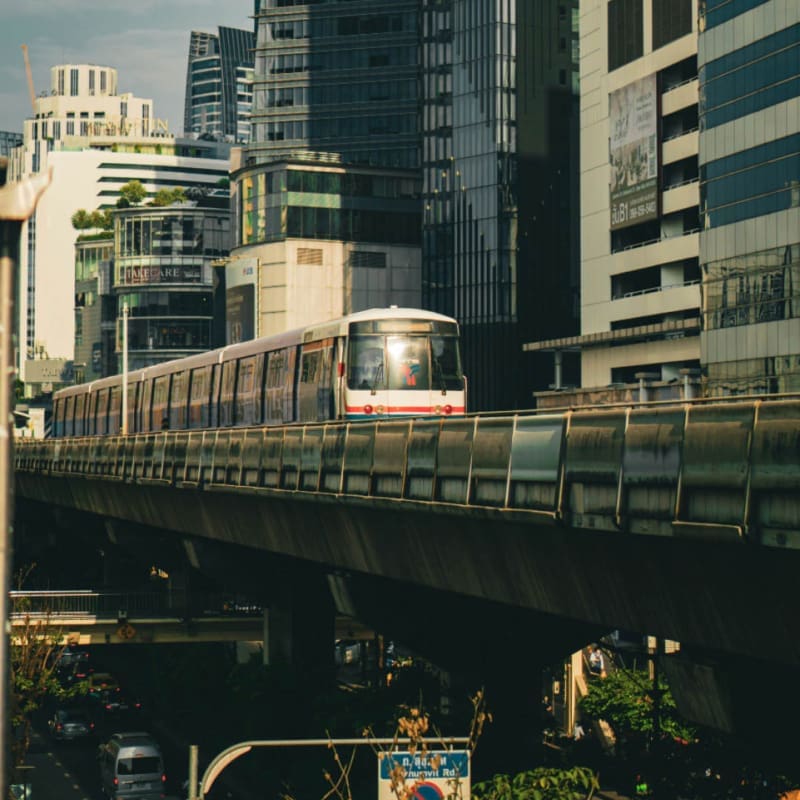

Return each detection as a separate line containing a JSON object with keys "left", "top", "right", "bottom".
{"left": 699, "top": 0, "right": 800, "bottom": 394}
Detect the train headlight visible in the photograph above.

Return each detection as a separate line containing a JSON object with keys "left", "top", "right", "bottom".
{"left": 364, "top": 404, "right": 373, "bottom": 415}
{"left": 444, "top": 404, "right": 453, "bottom": 415}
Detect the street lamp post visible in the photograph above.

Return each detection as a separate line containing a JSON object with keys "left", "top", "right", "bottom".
{"left": 0, "top": 167, "right": 52, "bottom": 792}
{"left": 121, "top": 301, "right": 129, "bottom": 435}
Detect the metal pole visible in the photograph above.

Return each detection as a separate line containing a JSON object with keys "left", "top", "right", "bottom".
{"left": 121, "top": 301, "right": 128, "bottom": 435}
{"left": 194, "top": 736, "right": 470, "bottom": 799}
{"left": 188, "top": 744, "right": 198, "bottom": 800}
{"left": 0, "top": 168, "right": 51, "bottom": 793}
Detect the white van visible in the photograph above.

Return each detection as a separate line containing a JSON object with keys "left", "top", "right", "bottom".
{"left": 98, "top": 732, "right": 165, "bottom": 799}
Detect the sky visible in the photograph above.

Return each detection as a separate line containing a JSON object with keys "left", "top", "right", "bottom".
{"left": 0, "top": 0, "right": 254, "bottom": 135}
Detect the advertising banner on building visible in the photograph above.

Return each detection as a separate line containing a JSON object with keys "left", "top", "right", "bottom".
{"left": 123, "top": 264, "right": 202, "bottom": 284}
{"left": 227, "top": 284, "right": 255, "bottom": 344}
{"left": 609, "top": 75, "right": 658, "bottom": 230}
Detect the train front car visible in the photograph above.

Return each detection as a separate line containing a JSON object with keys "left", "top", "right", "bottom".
{"left": 343, "top": 308, "right": 466, "bottom": 419}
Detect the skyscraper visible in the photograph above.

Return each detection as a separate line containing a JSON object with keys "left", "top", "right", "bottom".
{"left": 184, "top": 26, "right": 255, "bottom": 143}
{"left": 528, "top": 0, "right": 701, "bottom": 407}
{"left": 247, "top": 0, "right": 419, "bottom": 169}
{"left": 698, "top": 0, "right": 800, "bottom": 394}
{"left": 422, "top": 1, "right": 580, "bottom": 411}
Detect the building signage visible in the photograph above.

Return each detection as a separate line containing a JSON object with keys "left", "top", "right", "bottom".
{"left": 378, "top": 750, "right": 469, "bottom": 800}
{"left": 227, "top": 284, "right": 255, "bottom": 344}
{"left": 123, "top": 265, "right": 202, "bottom": 284}
{"left": 609, "top": 74, "right": 659, "bottom": 230}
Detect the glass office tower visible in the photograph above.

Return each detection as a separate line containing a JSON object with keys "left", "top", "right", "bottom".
{"left": 248, "top": 0, "right": 419, "bottom": 169}
{"left": 422, "top": 1, "right": 580, "bottom": 411}
{"left": 184, "top": 27, "right": 255, "bottom": 143}
{"left": 699, "top": 0, "right": 800, "bottom": 394}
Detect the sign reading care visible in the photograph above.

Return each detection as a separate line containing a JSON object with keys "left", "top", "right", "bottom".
{"left": 123, "top": 265, "right": 202, "bottom": 284}
{"left": 609, "top": 74, "right": 659, "bottom": 230}
{"left": 378, "top": 750, "right": 470, "bottom": 800}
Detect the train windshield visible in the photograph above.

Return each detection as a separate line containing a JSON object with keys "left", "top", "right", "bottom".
{"left": 347, "top": 334, "right": 463, "bottom": 391}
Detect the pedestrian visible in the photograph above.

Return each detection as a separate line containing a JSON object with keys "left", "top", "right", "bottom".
{"left": 161, "top": 416, "right": 169, "bottom": 430}
{"left": 589, "top": 646, "right": 605, "bottom": 676}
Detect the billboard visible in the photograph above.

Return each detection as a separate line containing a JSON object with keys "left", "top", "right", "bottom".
{"left": 609, "top": 75, "right": 658, "bottom": 230}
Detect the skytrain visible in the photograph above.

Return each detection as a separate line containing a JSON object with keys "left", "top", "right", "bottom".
{"left": 52, "top": 307, "right": 466, "bottom": 437}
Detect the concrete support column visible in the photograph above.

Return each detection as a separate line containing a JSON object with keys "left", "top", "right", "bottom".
{"left": 262, "top": 572, "right": 335, "bottom": 680}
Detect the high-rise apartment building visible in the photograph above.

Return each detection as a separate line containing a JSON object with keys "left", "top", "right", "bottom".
{"left": 422, "top": 1, "right": 581, "bottom": 411}
{"left": 9, "top": 65, "right": 231, "bottom": 392}
{"left": 698, "top": 0, "right": 800, "bottom": 395}
{"left": 184, "top": 27, "right": 255, "bottom": 143}
{"left": 531, "top": 0, "right": 701, "bottom": 402}
{"left": 247, "top": 0, "right": 419, "bottom": 169}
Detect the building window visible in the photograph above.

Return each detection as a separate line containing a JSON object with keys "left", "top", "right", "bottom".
{"left": 652, "top": 0, "right": 691, "bottom": 50}
{"left": 608, "top": 0, "right": 643, "bottom": 71}
{"left": 70, "top": 68, "right": 79, "bottom": 96}
{"left": 57, "top": 69, "right": 65, "bottom": 96}
{"left": 100, "top": 70, "right": 107, "bottom": 93}
{"left": 89, "top": 69, "right": 95, "bottom": 95}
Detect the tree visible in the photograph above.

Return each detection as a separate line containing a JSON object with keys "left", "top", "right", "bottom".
{"left": 578, "top": 668, "right": 693, "bottom": 745}
{"left": 8, "top": 573, "right": 86, "bottom": 773}
{"left": 71, "top": 208, "right": 92, "bottom": 230}
{"left": 473, "top": 767, "right": 599, "bottom": 800}
{"left": 117, "top": 180, "right": 147, "bottom": 207}
{"left": 151, "top": 186, "right": 187, "bottom": 207}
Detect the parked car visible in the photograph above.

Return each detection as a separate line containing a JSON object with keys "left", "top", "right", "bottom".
{"left": 47, "top": 706, "right": 95, "bottom": 741}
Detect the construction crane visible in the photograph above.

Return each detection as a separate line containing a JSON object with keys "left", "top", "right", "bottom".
{"left": 21, "top": 44, "right": 36, "bottom": 113}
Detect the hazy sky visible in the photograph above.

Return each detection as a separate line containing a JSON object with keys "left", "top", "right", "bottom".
{"left": 0, "top": 0, "right": 254, "bottom": 135}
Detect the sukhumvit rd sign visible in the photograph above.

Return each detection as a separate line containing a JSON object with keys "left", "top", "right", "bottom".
{"left": 609, "top": 74, "right": 659, "bottom": 230}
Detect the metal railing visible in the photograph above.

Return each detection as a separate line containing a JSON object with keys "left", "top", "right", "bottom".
{"left": 14, "top": 398, "right": 800, "bottom": 546}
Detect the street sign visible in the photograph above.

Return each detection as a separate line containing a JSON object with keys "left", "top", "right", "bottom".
{"left": 378, "top": 750, "right": 470, "bottom": 800}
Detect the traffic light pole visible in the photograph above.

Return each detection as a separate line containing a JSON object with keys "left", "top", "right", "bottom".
{"left": 0, "top": 168, "right": 51, "bottom": 792}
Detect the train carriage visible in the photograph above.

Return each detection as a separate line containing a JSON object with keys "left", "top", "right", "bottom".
{"left": 52, "top": 307, "right": 466, "bottom": 438}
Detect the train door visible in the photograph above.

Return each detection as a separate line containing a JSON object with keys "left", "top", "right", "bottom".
{"left": 218, "top": 360, "right": 236, "bottom": 426}
{"left": 334, "top": 337, "right": 347, "bottom": 419}
{"left": 210, "top": 363, "right": 222, "bottom": 428}
{"left": 64, "top": 396, "right": 75, "bottom": 437}
{"left": 95, "top": 388, "right": 110, "bottom": 435}
{"left": 298, "top": 339, "right": 334, "bottom": 422}
{"left": 75, "top": 394, "right": 87, "bottom": 437}
{"left": 170, "top": 370, "right": 188, "bottom": 430}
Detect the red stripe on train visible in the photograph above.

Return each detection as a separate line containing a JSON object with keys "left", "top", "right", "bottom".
{"left": 345, "top": 405, "right": 465, "bottom": 413}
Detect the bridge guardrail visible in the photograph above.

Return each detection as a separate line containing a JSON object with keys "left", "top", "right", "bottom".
{"left": 15, "top": 399, "right": 800, "bottom": 548}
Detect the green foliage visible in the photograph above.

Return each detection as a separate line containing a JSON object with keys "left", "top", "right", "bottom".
{"left": 151, "top": 186, "right": 187, "bottom": 207}
{"left": 473, "top": 767, "right": 599, "bottom": 800}
{"left": 216, "top": 176, "right": 230, "bottom": 188}
{"left": 9, "top": 583, "right": 87, "bottom": 769}
{"left": 117, "top": 179, "right": 147, "bottom": 207}
{"left": 578, "top": 668, "right": 694, "bottom": 743}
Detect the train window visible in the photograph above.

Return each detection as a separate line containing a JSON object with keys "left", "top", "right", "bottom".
{"left": 141, "top": 380, "right": 153, "bottom": 432}
{"left": 189, "top": 366, "right": 211, "bottom": 428}
{"left": 152, "top": 376, "right": 170, "bottom": 430}
{"left": 347, "top": 335, "right": 385, "bottom": 390}
{"left": 219, "top": 361, "right": 236, "bottom": 426}
{"left": 87, "top": 393, "right": 97, "bottom": 435}
{"left": 75, "top": 394, "right": 86, "bottom": 437}
{"left": 108, "top": 386, "right": 121, "bottom": 434}
{"left": 210, "top": 364, "right": 222, "bottom": 428}
{"left": 96, "top": 388, "right": 110, "bottom": 435}
{"left": 431, "top": 336, "right": 464, "bottom": 391}
{"left": 127, "top": 380, "right": 139, "bottom": 434}
{"left": 387, "top": 336, "right": 430, "bottom": 390}
{"left": 265, "top": 348, "right": 294, "bottom": 424}
{"left": 235, "top": 355, "right": 264, "bottom": 427}
{"left": 170, "top": 370, "right": 188, "bottom": 430}
{"left": 65, "top": 396, "right": 75, "bottom": 437}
